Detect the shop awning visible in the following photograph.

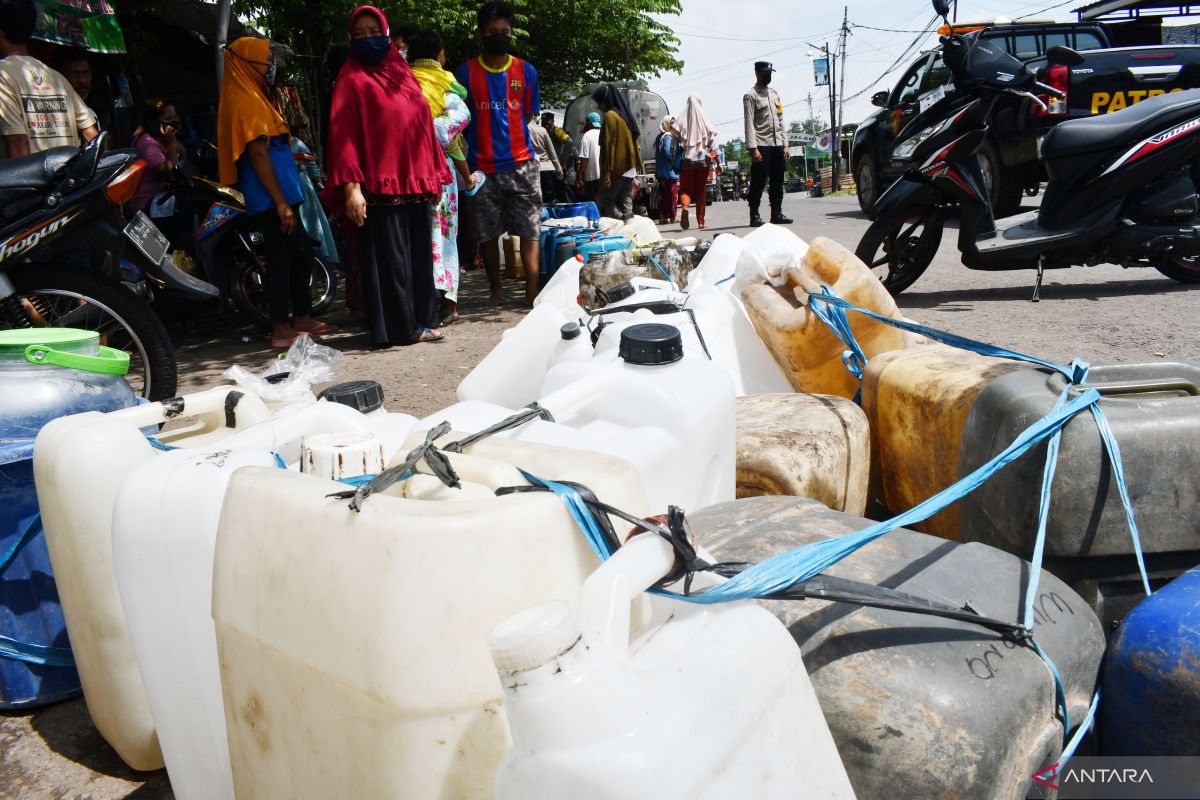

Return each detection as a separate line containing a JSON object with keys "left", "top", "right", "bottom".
{"left": 32, "top": 0, "right": 126, "bottom": 54}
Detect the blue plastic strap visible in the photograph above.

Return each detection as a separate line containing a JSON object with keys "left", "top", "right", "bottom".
{"left": 0, "top": 635, "right": 75, "bottom": 667}
{"left": 1087, "top": 404, "right": 1151, "bottom": 596}
{"left": 662, "top": 388, "right": 1102, "bottom": 604}
{"left": 1030, "top": 637, "right": 1072, "bottom": 738}
{"left": 1059, "top": 689, "right": 1101, "bottom": 768}
{"left": 0, "top": 513, "right": 40, "bottom": 575}
{"left": 335, "top": 472, "right": 396, "bottom": 488}
{"left": 806, "top": 287, "right": 1149, "bottom": 601}
{"left": 273, "top": 452, "right": 286, "bottom": 470}
{"left": 146, "top": 436, "right": 177, "bottom": 451}
{"left": 536, "top": 387, "right": 1103, "bottom": 606}
{"left": 519, "top": 470, "right": 618, "bottom": 560}
{"left": 645, "top": 254, "right": 678, "bottom": 291}
{"left": 806, "top": 286, "right": 1079, "bottom": 380}
{"left": 807, "top": 289, "right": 868, "bottom": 384}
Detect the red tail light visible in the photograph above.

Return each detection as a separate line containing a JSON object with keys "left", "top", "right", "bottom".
{"left": 1032, "top": 65, "right": 1069, "bottom": 118}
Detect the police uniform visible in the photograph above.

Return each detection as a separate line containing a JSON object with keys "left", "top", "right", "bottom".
{"left": 742, "top": 61, "right": 792, "bottom": 225}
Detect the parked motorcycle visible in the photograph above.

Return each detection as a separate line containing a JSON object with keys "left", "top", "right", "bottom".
{"left": 0, "top": 133, "right": 218, "bottom": 399}
{"left": 179, "top": 167, "right": 336, "bottom": 325}
{"left": 857, "top": 0, "right": 1200, "bottom": 299}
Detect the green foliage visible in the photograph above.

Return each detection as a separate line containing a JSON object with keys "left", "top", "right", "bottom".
{"left": 233, "top": 0, "right": 683, "bottom": 104}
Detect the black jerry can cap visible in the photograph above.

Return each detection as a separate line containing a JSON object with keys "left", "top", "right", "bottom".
{"left": 606, "top": 281, "right": 636, "bottom": 303}
{"left": 318, "top": 380, "right": 386, "bottom": 414}
{"left": 619, "top": 323, "right": 684, "bottom": 366}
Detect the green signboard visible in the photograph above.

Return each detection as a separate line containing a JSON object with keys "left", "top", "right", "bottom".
{"left": 33, "top": 0, "right": 126, "bottom": 54}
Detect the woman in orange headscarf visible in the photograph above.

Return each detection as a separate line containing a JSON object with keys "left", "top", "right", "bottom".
{"left": 218, "top": 37, "right": 336, "bottom": 347}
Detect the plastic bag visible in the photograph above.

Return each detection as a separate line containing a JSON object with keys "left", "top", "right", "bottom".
{"left": 222, "top": 334, "right": 343, "bottom": 403}
{"left": 732, "top": 224, "right": 809, "bottom": 295}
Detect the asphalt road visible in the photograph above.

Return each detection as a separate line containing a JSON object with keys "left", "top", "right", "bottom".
{"left": 3, "top": 188, "right": 1197, "bottom": 800}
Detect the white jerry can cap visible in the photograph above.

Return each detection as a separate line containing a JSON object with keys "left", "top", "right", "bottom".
{"left": 489, "top": 600, "right": 582, "bottom": 675}
{"left": 300, "top": 432, "right": 385, "bottom": 480}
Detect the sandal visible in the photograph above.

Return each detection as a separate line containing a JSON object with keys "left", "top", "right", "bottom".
{"left": 440, "top": 312, "right": 459, "bottom": 326}
{"left": 299, "top": 321, "right": 339, "bottom": 336}
{"left": 464, "top": 172, "right": 487, "bottom": 197}
{"left": 270, "top": 332, "right": 304, "bottom": 349}
{"left": 418, "top": 327, "right": 445, "bottom": 343}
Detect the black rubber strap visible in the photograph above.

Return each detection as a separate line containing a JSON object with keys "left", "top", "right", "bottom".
{"left": 329, "top": 421, "right": 459, "bottom": 511}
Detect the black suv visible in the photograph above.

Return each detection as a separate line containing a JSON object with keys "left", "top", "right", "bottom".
{"left": 852, "top": 21, "right": 1110, "bottom": 217}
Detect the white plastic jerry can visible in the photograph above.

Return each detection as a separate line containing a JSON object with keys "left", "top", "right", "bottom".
{"left": 433, "top": 323, "right": 737, "bottom": 513}
{"left": 111, "top": 411, "right": 416, "bottom": 800}
{"left": 490, "top": 534, "right": 857, "bottom": 800}
{"left": 211, "top": 436, "right": 652, "bottom": 800}
{"left": 32, "top": 386, "right": 276, "bottom": 770}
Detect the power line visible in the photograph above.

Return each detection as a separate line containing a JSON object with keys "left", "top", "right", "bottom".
{"left": 1015, "top": 0, "right": 1078, "bottom": 19}
{"left": 852, "top": 23, "right": 933, "bottom": 33}
{"left": 843, "top": 12, "right": 940, "bottom": 103}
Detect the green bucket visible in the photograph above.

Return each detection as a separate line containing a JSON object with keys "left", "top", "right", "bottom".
{"left": 0, "top": 328, "right": 130, "bottom": 375}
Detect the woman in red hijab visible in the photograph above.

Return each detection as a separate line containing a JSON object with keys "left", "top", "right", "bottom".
{"left": 324, "top": 6, "right": 450, "bottom": 346}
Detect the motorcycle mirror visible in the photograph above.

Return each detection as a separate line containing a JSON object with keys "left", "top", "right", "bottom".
{"left": 932, "top": 0, "right": 952, "bottom": 18}
{"left": 871, "top": 91, "right": 889, "bottom": 107}
{"left": 1046, "top": 45, "right": 1085, "bottom": 67}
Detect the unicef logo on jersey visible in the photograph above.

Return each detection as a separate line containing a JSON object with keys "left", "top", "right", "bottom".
{"left": 485, "top": 99, "right": 524, "bottom": 112}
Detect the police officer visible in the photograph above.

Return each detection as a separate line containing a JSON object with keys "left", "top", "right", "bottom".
{"left": 742, "top": 61, "right": 792, "bottom": 227}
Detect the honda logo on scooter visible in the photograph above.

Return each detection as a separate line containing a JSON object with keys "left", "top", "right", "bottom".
{"left": 0, "top": 211, "right": 78, "bottom": 263}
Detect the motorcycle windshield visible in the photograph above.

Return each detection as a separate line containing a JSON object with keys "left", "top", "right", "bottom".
{"left": 961, "top": 32, "right": 1027, "bottom": 86}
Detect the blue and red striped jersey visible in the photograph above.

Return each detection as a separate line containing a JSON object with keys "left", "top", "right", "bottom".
{"left": 453, "top": 55, "right": 540, "bottom": 175}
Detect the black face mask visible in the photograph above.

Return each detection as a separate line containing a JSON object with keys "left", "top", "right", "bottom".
{"left": 482, "top": 32, "right": 512, "bottom": 56}
{"left": 351, "top": 36, "right": 391, "bottom": 66}
{"left": 759, "top": 72, "right": 772, "bottom": 86}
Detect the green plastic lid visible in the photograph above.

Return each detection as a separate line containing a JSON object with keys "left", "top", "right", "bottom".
{"left": 0, "top": 327, "right": 130, "bottom": 375}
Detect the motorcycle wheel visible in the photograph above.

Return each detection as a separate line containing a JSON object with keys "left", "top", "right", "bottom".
{"left": 3, "top": 264, "right": 178, "bottom": 400}
{"left": 1155, "top": 255, "right": 1200, "bottom": 284}
{"left": 232, "top": 251, "right": 338, "bottom": 326}
{"left": 855, "top": 207, "right": 944, "bottom": 296}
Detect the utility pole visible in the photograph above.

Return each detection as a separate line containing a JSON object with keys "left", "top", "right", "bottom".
{"left": 804, "top": 92, "right": 814, "bottom": 126}
{"left": 826, "top": 40, "right": 837, "bottom": 191}
{"left": 216, "top": 0, "right": 232, "bottom": 89}
{"left": 837, "top": 6, "right": 849, "bottom": 191}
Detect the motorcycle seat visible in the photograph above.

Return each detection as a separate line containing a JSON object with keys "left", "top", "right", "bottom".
{"left": 0, "top": 146, "right": 77, "bottom": 211}
{"left": 1043, "top": 88, "right": 1200, "bottom": 159}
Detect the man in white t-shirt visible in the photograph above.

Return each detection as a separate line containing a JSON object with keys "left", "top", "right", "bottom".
{"left": 574, "top": 111, "right": 601, "bottom": 203}
{"left": 0, "top": 0, "right": 98, "bottom": 158}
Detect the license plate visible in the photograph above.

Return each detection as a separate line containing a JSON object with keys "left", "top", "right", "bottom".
{"left": 123, "top": 211, "right": 169, "bottom": 266}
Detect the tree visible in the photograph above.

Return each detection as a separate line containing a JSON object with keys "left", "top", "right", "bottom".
{"left": 233, "top": 0, "right": 683, "bottom": 104}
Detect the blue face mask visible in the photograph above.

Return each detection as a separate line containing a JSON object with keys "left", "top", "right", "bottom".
{"left": 351, "top": 35, "right": 391, "bottom": 65}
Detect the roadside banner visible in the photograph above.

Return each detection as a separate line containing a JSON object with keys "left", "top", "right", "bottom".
{"left": 814, "top": 57, "right": 829, "bottom": 87}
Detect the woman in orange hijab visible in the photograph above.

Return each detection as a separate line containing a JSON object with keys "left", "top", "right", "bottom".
{"left": 218, "top": 37, "right": 336, "bottom": 348}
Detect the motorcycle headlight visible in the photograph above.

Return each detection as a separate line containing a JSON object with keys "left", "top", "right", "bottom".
{"left": 894, "top": 110, "right": 960, "bottom": 160}
{"left": 894, "top": 126, "right": 938, "bottom": 160}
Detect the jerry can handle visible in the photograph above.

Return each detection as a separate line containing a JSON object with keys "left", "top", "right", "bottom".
{"left": 1071, "top": 379, "right": 1200, "bottom": 398}
{"left": 107, "top": 385, "right": 273, "bottom": 428}
{"left": 577, "top": 534, "right": 677, "bottom": 663}
{"left": 24, "top": 343, "right": 130, "bottom": 375}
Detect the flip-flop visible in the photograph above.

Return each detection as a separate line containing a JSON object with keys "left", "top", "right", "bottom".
{"left": 440, "top": 313, "right": 459, "bottom": 326}
{"left": 419, "top": 327, "right": 445, "bottom": 343}
{"left": 301, "top": 321, "right": 339, "bottom": 336}
{"left": 464, "top": 172, "right": 487, "bottom": 197}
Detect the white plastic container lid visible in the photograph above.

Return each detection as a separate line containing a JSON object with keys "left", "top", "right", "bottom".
{"left": 489, "top": 600, "right": 581, "bottom": 675}
{"left": 300, "top": 432, "right": 384, "bottom": 480}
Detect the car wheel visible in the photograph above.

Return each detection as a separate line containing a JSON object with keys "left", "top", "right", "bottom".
{"left": 978, "top": 140, "right": 1023, "bottom": 218}
{"left": 856, "top": 157, "right": 879, "bottom": 214}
